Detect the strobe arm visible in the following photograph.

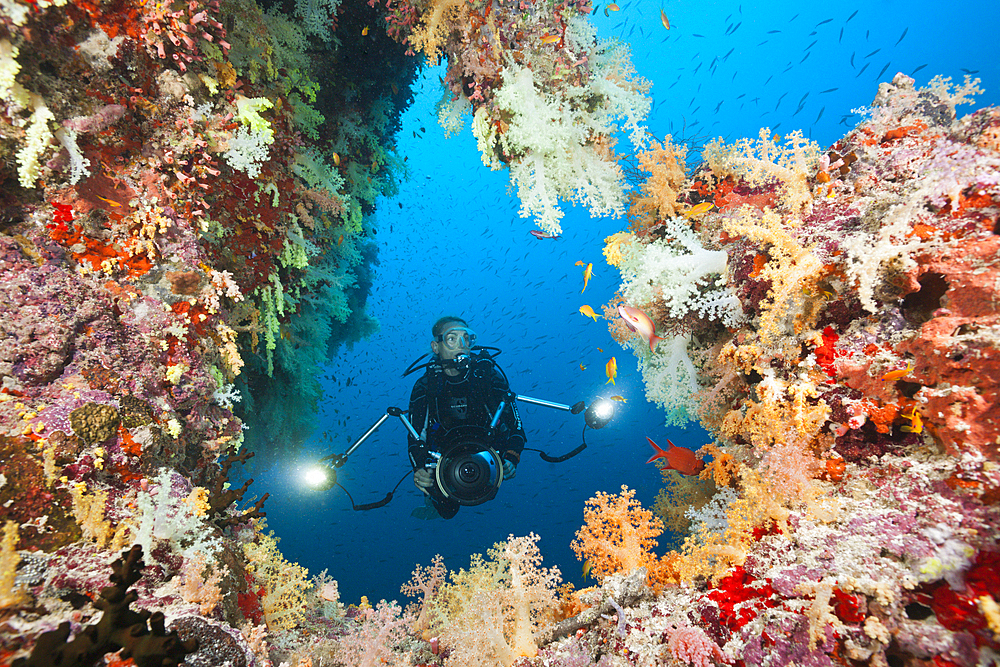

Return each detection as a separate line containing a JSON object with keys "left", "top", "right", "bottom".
{"left": 515, "top": 395, "right": 586, "bottom": 414}
{"left": 320, "top": 406, "right": 419, "bottom": 468}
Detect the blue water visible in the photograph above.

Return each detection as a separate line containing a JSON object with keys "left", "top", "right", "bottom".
{"left": 252, "top": 0, "right": 1000, "bottom": 605}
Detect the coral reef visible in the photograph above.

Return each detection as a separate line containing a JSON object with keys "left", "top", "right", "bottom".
{"left": 596, "top": 73, "right": 1000, "bottom": 666}
{"left": 376, "top": 0, "right": 652, "bottom": 233}
{"left": 0, "top": 0, "right": 997, "bottom": 657}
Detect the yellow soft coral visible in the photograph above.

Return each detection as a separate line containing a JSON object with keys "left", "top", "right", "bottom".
{"left": 603, "top": 231, "right": 636, "bottom": 268}
{"left": 243, "top": 531, "right": 310, "bottom": 630}
{"left": 0, "top": 521, "right": 27, "bottom": 608}
{"left": 571, "top": 485, "right": 663, "bottom": 582}
{"left": 69, "top": 484, "right": 113, "bottom": 548}
{"left": 720, "top": 371, "right": 830, "bottom": 451}
{"left": 408, "top": 0, "right": 471, "bottom": 65}
{"left": 723, "top": 208, "right": 825, "bottom": 347}
{"left": 627, "top": 137, "right": 689, "bottom": 229}
{"left": 664, "top": 467, "right": 797, "bottom": 584}
{"left": 703, "top": 127, "right": 821, "bottom": 215}
{"left": 435, "top": 535, "right": 561, "bottom": 667}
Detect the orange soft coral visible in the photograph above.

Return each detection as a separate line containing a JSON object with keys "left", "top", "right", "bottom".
{"left": 571, "top": 485, "right": 663, "bottom": 583}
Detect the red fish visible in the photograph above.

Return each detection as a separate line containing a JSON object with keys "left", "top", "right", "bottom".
{"left": 529, "top": 230, "right": 560, "bottom": 239}
{"left": 645, "top": 437, "right": 704, "bottom": 476}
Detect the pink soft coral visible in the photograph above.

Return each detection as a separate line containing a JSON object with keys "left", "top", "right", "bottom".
{"left": 667, "top": 623, "right": 729, "bottom": 667}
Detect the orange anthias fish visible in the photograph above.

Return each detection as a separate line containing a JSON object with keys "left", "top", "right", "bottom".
{"left": 579, "top": 304, "right": 599, "bottom": 321}
{"left": 579, "top": 262, "right": 593, "bottom": 292}
{"left": 605, "top": 356, "right": 617, "bottom": 385}
{"left": 881, "top": 360, "right": 913, "bottom": 382}
{"left": 660, "top": 8, "right": 670, "bottom": 30}
{"left": 646, "top": 437, "right": 705, "bottom": 476}
{"left": 617, "top": 304, "right": 663, "bottom": 352}
{"left": 683, "top": 201, "right": 714, "bottom": 218}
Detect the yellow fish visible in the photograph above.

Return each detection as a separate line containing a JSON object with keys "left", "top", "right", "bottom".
{"left": 579, "top": 305, "right": 599, "bottom": 321}
{"left": 684, "top": 202, "right": 714, "bottom": 218}
{"left": 597, "top": 347, "right": 603, "bottom": 353}
{"left": 900, "top": 407, "right": 923, "bottom": 434}
{"left": 582, "top": 559, "right": 593, "bottom": 580}
{"left": 581, "top": 262, "right": 593, "bottom": 292}
{"left": 579, "top": 363, "right": 587, "bottom": 371}
{"left": 660, "top": 8, "right": 670, "bottom": 29}
{"left": 605, "top": 356, "right": 617, "bottom": 385}
{"left": 332, "top": 152, "right": 341, "bottom": 166}
{"left": 540, "top": 34, "right": 560, "bottom": 44}
{"left": 610, "top": 395, "right": 626, "bottom": 403}
{"left": 362, "top": 25, "right": 369, "bottom": 35}
{"left": 607, "top": 2, "right": 619, "bottom": 9}
{"left": 881, "top": 360, "right": 913, "bottom": 382}
{"left": 96, "top": 195, "right": 121, "bottom": 207}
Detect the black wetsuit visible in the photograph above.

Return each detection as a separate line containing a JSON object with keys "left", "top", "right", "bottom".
{"left": 407, "top": 356, "right": 526, "bottom": 518}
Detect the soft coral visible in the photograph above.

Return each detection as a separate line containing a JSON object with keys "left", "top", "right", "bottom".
{"left": 571, "top": 485, "right": 664, "bottom": 583}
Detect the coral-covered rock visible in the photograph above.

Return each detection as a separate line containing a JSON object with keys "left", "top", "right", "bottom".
{"left": 68, "top": 402, "right": 120, "bottom": 446}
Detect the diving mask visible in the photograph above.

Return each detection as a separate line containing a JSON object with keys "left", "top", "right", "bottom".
{"left": 436, "top": 327, "right": 477, "bottom": 351}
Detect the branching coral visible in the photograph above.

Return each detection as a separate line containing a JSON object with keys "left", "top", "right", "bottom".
{"left": 571, "top": 485, "right": 664, "bottom": 583}
{"left": 434, "top": 534, "right": 562, "bottom": 667}
{"left": 243, "top": 528, "right": 311, "bottom": 630}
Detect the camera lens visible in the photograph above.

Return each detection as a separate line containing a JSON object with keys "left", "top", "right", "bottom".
{"left": 459, "top": 461, "right": 481, "bottom": 483}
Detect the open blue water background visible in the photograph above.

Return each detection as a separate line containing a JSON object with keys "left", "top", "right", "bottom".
{"left": 253, "top": 0, "right": 1000, "bottom": 605}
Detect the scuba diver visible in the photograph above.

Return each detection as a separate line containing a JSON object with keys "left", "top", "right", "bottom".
{"left": 307, "top": 316, "right": 613, "bottom": 514}
{"left": 407, "top": 316, "right": 526, "bottom": 519}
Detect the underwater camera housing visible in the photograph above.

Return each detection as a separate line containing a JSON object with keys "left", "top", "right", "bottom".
{"left": 433, "top": 425, "right": 504, "bottom": 506}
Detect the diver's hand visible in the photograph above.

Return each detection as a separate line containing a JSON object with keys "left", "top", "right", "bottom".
{"left": 502, "top": 460, "right": 516, "bottom": 480}
{"left": 414, "top": 468, "right": 435, "bottom": 491}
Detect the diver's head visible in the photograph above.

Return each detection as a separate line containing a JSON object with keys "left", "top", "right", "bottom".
{"left": 430, "top": 316, "right": 477, "bottom": 375}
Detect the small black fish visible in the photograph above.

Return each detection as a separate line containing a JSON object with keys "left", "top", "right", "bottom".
{"left": 877, "top": 62, "right": 890, "bottom": 79}
{"left": 856, "top": 62, "right": 870, "bottom": 77}
{"left": 816, "top": 18, "right": 832, "bottom": 26}
{"left": 839, "top": 27, "right": 843, "bottom": 43}
{"left": 815, "top": 107, "right": 825, "bottom": 123}
{"left": 820, "top": 88, "right": 839, "bottom": 93}
{"left": 768, "top": 29, "right": 781, "bottom": 34}
{"left": 846, "top": 9, "right": 858, "bottom": 22}
{"left": 895, "top": 27, "right": 908, "bottom": 46}
{"left": 912, "top": 63, "right": 928, "bottom": 73}
{"left": 864, "top": 48, "right": 880, "bottom": 59}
